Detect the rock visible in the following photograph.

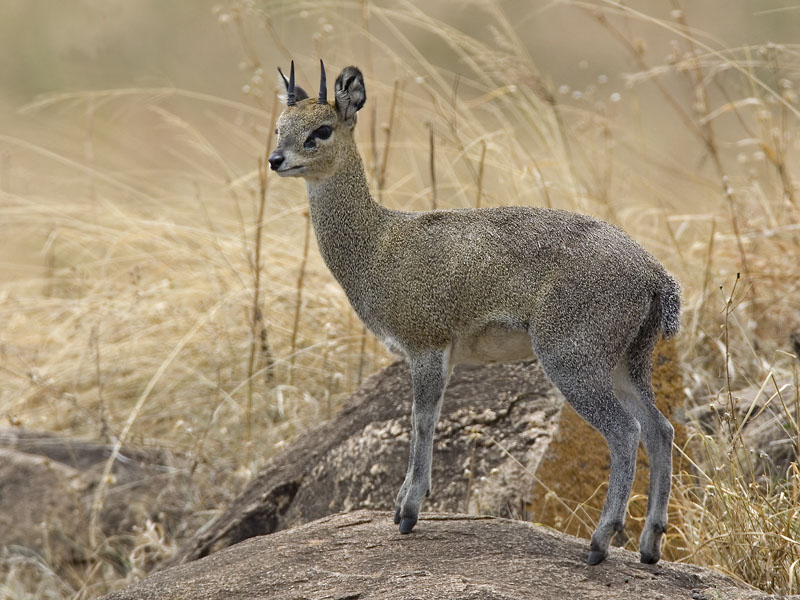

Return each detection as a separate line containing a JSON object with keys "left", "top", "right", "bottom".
{"left": 686, "top": 374, "right": 799, "bottom": 479}
{"left": 0, "top": 446, "right": 86, "bottom": 563}
{"left": 102, "top": 509, "right": 780, "bottom": 600}
{"left": 169, "top": 359, "right": 563, "bottom": 564}
{"left": 0, "top": 428, "right": 219, "bottom": 573}
{"left": 0, "top": 427, "right": 169, "bottom": 471}
{"left": 171, "top": 341, "right": 686, "bottom": 565}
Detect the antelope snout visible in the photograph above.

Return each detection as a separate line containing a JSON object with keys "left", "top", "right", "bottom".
{"left": 268, "top": 151, "right": 285, "bottom": 171}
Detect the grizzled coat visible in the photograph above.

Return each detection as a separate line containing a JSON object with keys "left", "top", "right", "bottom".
{"left": 269, "top": 62, "right": 681, "bottom": 567}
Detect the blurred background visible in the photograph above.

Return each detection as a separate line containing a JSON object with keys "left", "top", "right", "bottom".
{"left": 1, "top": 0, "right": 799, "bottom": 597}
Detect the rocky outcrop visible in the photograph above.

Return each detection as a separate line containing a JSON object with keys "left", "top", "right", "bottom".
{"left": 170, "top": 339, "right": 686, "bottom": 565}
{"left": 0, "top": 428, "right": 220, "bottom": 572}
{"left": 102, "top": 509, "right": 780, "bottom": 600}
{"left": 169, "top": 359, "right": 564, "bottom": 564}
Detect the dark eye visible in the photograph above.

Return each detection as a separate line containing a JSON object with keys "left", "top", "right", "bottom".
{"left": 314, "top": 125, "right": 332, "bottom": 140}
{"left": 304, "top": 125, "right": 333, "bottom": 150}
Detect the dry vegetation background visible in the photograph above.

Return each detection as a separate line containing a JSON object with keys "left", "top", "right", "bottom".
{"left": 1, "top": 0, "right": 799, "bottom": 597}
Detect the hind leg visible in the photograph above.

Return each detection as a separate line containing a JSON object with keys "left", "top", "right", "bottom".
{"left": 535, "top": 352, "right": 641, "bottom": 565}
{"left": 614, "top": 360, "right": 673, "bottom": 564}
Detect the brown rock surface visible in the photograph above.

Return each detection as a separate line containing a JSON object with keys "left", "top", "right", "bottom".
{"left": 103, "top": 509, "right": 784, "bottom": 600}
{"left": 0, "top": 446, "right": 86, "bottom": 563}
{"left": 0, "top": 428, "right": 215, "bottom": 571}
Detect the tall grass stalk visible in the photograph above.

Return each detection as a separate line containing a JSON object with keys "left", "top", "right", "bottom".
{"left": 245, "top": 99, "right": 279, "bottom": 458}
{"left": 288, "top": 208, "right": 311, "bottom": 386}
{"left": 428, "top": 122, "right": 437, "bottom": 210}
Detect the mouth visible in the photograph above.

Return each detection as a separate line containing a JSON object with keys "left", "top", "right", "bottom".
{"left": 275, "top": 165, "right": 306, "bottom": 176}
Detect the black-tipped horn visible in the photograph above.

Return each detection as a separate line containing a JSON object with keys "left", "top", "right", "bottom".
{"left": 278, "top": 63, "right": 309, "bottom": 104}
{"left": 318, "top": 59, "right": 327, "bottom": 104}
{"left": 287, "top": 60, "right": 296, "bottom": 106}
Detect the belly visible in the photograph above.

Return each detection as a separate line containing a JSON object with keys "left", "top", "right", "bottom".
{"left": 452, "top": 325, "right": 534, "bottom": 365}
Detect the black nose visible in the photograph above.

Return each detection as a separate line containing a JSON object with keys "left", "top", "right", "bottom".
{"left": 268, "top": 151, "right": 284, "bottom": 170}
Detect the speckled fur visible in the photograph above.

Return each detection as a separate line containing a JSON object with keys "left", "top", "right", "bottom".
{"left": 269, "top": 64, "right": 681, "bottom": 565}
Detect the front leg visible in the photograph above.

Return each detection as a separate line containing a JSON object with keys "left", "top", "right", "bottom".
{"left": 394, "top": 349, "right": 450, "bottom": 534}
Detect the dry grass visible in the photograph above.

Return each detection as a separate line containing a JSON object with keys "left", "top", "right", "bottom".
{"left": 1, "top": 0, "right": 799, "bottom": 596}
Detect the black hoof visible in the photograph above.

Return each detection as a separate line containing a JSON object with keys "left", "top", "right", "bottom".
{"left": 587, "top": 549, "right": 608, "bottom": 565}
{"left": 640, "top": 552, "right": 660, "bottom": 565}
{"left": 394, "top": 509, "right": 401, "bottom": 524}
{"left": 399, "top": 517, "right": 417, "bottom": 534}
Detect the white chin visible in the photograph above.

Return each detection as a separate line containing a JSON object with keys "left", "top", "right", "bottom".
{"left": 276, "top": 167, "right": 306, "bottom": 177}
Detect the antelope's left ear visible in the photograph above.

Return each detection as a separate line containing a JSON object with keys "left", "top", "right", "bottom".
{"left": 335, "top": 66, "right": 366, "bottom": 127}
{"left": 278, "top": 61, "right": 309, "bottom": 105}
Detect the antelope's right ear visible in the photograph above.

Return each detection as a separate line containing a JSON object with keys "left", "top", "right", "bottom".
{"left": 335, "top": 66, "right": 366, "bottom": 127}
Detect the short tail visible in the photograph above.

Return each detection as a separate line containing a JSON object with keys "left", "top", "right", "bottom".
{"left": 656, "top": 275, "right": 682, "bottom": 338}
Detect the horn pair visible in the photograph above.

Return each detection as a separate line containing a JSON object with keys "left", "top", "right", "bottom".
{"left": 280, "top": 60, "right": 327, "bottom": 106}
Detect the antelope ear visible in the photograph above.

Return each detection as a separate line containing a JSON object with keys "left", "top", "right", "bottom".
{"left": 277, "top": 66, "right": 309, "bottom": 104}
{"left": 334, "top": 66, "right": 366, "bottom": 126}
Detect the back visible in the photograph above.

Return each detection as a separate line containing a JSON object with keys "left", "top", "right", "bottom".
{"left": 364, "top": 205, "right": 667, "bottom": 350}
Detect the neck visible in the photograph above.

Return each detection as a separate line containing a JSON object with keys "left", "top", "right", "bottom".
{"left": 305, "top": 145, "right": 387, "bottom": 296}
